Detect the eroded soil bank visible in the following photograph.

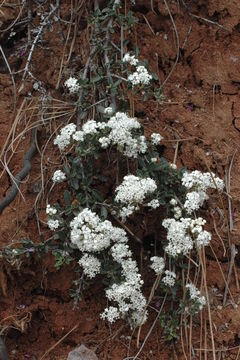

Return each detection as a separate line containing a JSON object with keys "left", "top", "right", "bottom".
{"left": 1, "top": 0, "right": 240, "bottom": 358}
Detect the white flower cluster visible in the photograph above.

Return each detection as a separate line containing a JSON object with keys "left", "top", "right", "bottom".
{"left": 64, "top": 77, "right": 80, "bottom": 94}
{"left": 170, "top": 198, "right": 182, "bottom": 219}
{"left": 46, "top": 204, "right": 57, "bottom": 216}
{"left": 123, "top": 53, "right": 139, "bottom": 66}
{"left": 182, "top": 170, "right": 224, "bottom": 214}
{"left": 147, "top": 199, "right": 160, "bottom": 209}
{"left": 101, "top": 306, "right": 119, "bottom": 323}
{"left": 52, "top": 169, "right": 66, "bottom": 183}
{"left": 182, "top": 170, "right": 224, "bottom": 191}
{"left": 53, "top": 113, "right": 149, "bottom": 159}
{"left": 128, "top": 65, "right": 152, "bottom": 86}
{"left": 150, "top": 256, "right": 165, "bottom": 275}
{"left": 115, "top": 175, "right": 157, "bottom": 220}
{"left": 54, "top": 123, "right": 76, "bottom": 151}
{"left": 102, "top": 255, "right": 147, "bottom": 326}
{"left": 100, "top": 112, "right": 147, "bottom": 157}
{"left": 104, "top": 106, "right": 113, "bottom": 115}
{"left": 184, "top": 191, "right": 207, "bottom": 214}
{"left": 46, "top": 204, "right": 60, "bottom": 230}
{"left": 162, "top": 217, "right": 211, "bottom": 257}
{"left": 151, "top": 133, "right": 163, "bottom": 146}
{"left": 162, "top": 270, "right": 176, "bottom": 287}
{"left": 78, "top": 254, "right": 101, "bottom": 279}
{"left": 186, "top": 283, "right": 206, "bottom": 311}
{"left": 169, "top": 163, "right": 177, "bottom": 170}
{"left": 73, "top": 120, "right": 106, "bottom": 143}
{"left": 70, "top": 208, "right": 121, "bottom": 252}
{"left": 70, "top": 208, "right": 147, "bottom": 325}
{"left": 123, "top": 53, "right": 152, "bottom": 86}
{"left": 47, "top": 219, "right": 59, "bottom": 230}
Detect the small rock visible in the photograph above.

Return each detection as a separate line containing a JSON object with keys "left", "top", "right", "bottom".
{"left": 67, "top": 345, "right": 98, "bottom": 360}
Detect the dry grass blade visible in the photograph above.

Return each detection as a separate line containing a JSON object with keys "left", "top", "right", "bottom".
{"left": 0, "top": 0, "right": 26, "bottom": 33}
{"left": 161, "top": 0, "right": 179, "bottom": 88}
{"left": 223, "top": 244, "right": 237, "bottom": 306}
{"left": 225, "top": 150, "right": 237, "bottom": 232}
{"left": 132, "top": 293, "right": 167, "bottom": 360}
{"left": 200, "top": 248, "right": 216, "bottom": 360}
{"left": 40, "top": 323, "right": 79, "bottom": 359}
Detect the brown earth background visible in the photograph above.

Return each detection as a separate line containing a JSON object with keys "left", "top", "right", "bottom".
{"left": 1, "top": 0, "right": 240, "bottom": 359}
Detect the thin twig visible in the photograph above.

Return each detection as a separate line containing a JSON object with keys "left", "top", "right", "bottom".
{"left": 132, "top": 294, "right": 167, "bottom": 360}
{"left": 189, "top": 12, "right": 229, "bottom": 32}
{"left": 19, "top": 3, "right": 58, "bottom": 92}
{"left": 0, "top": 0, "right": 26, "bottom": 33}
{"left": 223, "top": 244, "right": 237, "bottom": 306}
{"left": 0, "top": 128, "right": 38, "bottom": 214}
{"left": 225, "top": 150, "right": 237, "bottom": 232}
{"left": 161, "top": 0, "right": 179, "bottom": 88}
{"left": 200, "top": 248, "right": 216, "bottom": 360}
{"left": 40, "top": 323, "right": 79, "bottom": 359}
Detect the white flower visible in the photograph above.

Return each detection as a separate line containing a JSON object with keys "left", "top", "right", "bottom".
{"left": 196, "top": 230, "right": 211, "bottom": 248}
{"left": 169, "top": 163, "right": 177, "bottom": 169}
{"left": 82, "top": 119, "right": 99, "bottom": 135}
{"left": 72, "top": 130, "right": 84, "bottom": 142}
{"left": 78, "top": 254, "right": 101, "bottom": 278}
{"left": 162, "top": 218, "right": 194, "bottom": 257}
{"left": 151, "top": 133, "right": 163, "bottom": 145}
{"left": 150, "top": 256, "right": 165, "bottom": 275}
{"left": 107, "top": 112, "right": 146, "bottom": 158}
{"left": 128, "top": 65, "right": 152, "bottom": 86}
{"left": 115, "top": 175, "right": 157, "bottom": 205}
{"left": 70, "top": 209, "right": 112, "bottom": 252}
{"left": 54, "top": 123, "right": 76, "bottom": 150}
{"left": 151, "top": 157, "right": 158, "bottom": 163}
{"left": 184, "top": 191, "right": 207, "bottom": 214}
{"left": 147, "top": 199, "right": 160, "bottom": 209}
{"left": 173, "top": 206, "right": 182, "bottom": 219}
{"left": 162, "top": 270, "right": 176, "bottom": 287}
{"left": 162, "top": 217, "right": 211, "bottom": 257}
{"left": 111, "top": 243, "right": 132, "bottom": 262}
{"left": 52, "top": 170, "right": 66, "bottom": 183}
{"left": 170, "top": 198, "right": 177, "bottom": 206}
{"left": 104, "top": 107, "right": 113, "bottom": 115}
{"left": 99, "top": 137, "right": 111, "bottom": 149}
{"left": 123, "top": 53, "right": 139, "bottom": 66}
{"left": 182, "top": 170, "right": 224, "bottom": 192}
{"left": 64, "top": 77, "right": 80, "bottom": 94}
{"left": 115, "top": 175, "right": 157, "bottom": 219}
{"left": 186, "top": 283, "right": 206, "bottom": 311}
{"left": 71, "top": 208, "right": 147, "bottom": 326}
{"left": 47, "top": 219, "right": 59, "bottom": 230}
{"left": 105, "top": 278, "right": 146, "bottom": 325}
{"left": 46, "top": 205, "right": 57, "bottom": 216}
{"left": 67, "top": 112, "right": 148, "bottom": 159}
{"left": 101, "top": 306, "right": 120, "bottom": 323}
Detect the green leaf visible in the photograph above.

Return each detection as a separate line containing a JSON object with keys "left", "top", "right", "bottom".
{"left": 91, "top": 75, "right": 101, "bottom": 83}
{"left": 64, "top": 190, "right": 72, "bottom": 206}
{"left": 96, "top": 105, "right": 106, "bottom": 114}
{"left": 71, "top": 178, "right": 79, "bottom": 190}
{"left": 101, "top": 206, "right": 108, "bottom": 219}
{"left": 78, "top": 111, "right": 88, "bottom": 121}
{"left": 91, "top": 189, "right": 103, "bottom": 202}
{"left": 152, "top": 72, "right": 159, "bottom": 81}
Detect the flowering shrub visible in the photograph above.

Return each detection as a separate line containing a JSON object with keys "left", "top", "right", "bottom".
{"left": 2, "top": 0, "right": 225, "bottom": 342}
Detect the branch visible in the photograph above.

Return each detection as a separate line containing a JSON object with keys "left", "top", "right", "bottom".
{"left": 0, "top": 129, "right": 38, "bottom": 215}
{"left": 19, "top": 3, "right": 58, "bottom": 93}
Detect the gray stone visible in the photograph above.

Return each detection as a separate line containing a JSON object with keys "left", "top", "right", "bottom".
{"left": 67, "top": 345, "right": 98, "bottom": 360}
